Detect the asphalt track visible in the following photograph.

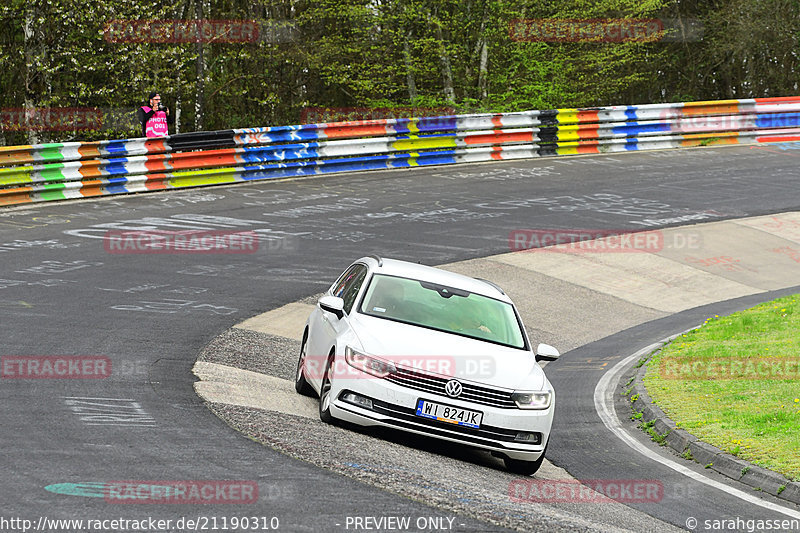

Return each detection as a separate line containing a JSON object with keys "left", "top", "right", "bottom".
{"left": 1, "top": 143, "right": 800, "bottom": 532}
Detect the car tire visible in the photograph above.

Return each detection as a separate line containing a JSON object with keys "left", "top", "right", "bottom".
{"left": 318, "top": 350, "right": 337, "bottom": 424}
{"left": 503, "top": 445, "right": 547, "bottom": 476}
{"left": 294, "top": 331, "right": 315, "bottom": 397}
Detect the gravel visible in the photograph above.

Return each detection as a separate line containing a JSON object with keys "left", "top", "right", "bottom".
{"left": 196, "top": 329, "right": 684, "bottom": 533}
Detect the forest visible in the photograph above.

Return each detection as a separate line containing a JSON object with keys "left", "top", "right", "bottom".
{"left": 1, "top": 0, "right": 798, "bottom": 144}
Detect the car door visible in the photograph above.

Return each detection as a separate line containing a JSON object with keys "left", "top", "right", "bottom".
{"left": 308, "top": 263, "right": 368, "bottom": 384}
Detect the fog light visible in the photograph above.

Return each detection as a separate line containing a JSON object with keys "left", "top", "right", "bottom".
{"left": 514, "top": 432, "right": 541, "bottom": 444}
{"left": 342, "top": 392, "right": 373, "bottom": 410}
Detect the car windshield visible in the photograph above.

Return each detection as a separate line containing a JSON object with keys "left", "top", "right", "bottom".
{"left": 359, "top": 274, "right": 526, "bottom": 349}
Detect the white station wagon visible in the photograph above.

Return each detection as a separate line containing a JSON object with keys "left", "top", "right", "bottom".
{"left": 295, "top": 256, "right": 560, "bottom": 475}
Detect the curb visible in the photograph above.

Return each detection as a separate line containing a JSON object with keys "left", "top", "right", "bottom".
{"left": 625, "top": 349, "right": 800, "bottom": 506}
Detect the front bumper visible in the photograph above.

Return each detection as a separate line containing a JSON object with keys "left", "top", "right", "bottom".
{"left": 328, "top": 375, "right": 553, "bottom": 461}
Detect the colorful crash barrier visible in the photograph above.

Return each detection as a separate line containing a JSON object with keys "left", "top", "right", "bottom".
{"left": 2, "top": 96, "right": 800, "bottom": 206}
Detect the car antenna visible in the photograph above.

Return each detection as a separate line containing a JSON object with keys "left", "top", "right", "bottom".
{"left": 368, "top": 254, "right": 383, "bottom": 267}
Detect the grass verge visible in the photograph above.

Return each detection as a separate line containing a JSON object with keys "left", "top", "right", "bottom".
{"left": 644, "top": 294, "right": 800, "bottom": 481}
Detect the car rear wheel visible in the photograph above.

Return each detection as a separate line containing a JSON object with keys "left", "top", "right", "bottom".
{"left": 318, "top": 351, "right": 337, "bottom": 424}
{"left": 294, "top": 331, "right": 315, "bottom": 396}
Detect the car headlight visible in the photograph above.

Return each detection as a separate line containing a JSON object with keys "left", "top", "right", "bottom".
{"left": 511, "top": 391, "right": 552, "bottom": 410}
{"left": 345, "top": 346, "right": 396, "bottom": 378}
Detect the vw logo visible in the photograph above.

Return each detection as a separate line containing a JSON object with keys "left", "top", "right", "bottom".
{"left": 444, "top": 379, "right": 463, "bottom": 398}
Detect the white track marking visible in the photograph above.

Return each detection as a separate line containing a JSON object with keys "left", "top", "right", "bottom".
{"left": 594, "top": 341, "right": 800, "bottom": 520}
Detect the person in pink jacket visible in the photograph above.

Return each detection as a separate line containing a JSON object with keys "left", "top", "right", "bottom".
{"left": 136, "top": 92, "right": 172, "bottom": 137}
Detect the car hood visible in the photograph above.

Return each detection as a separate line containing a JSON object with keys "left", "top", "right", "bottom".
{"left": 349, "top": 313, "right": 545, "bottom": 391}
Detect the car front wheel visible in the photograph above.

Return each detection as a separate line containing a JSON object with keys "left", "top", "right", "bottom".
{"left": 504, "top": 445, "right": 547, "bottom": 476}
{"left": 294, "top": 331, "right": 315, "bottom": 397}
{"left": 318, "top": 351, "right": 337, "bottom": 424}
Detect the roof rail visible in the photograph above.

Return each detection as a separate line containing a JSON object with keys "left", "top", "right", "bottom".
{"left": 367, "top": 254, "right": 383, "bottom": 267}
{"left": 475, "top": 278, "right": 505, "bottom": 295}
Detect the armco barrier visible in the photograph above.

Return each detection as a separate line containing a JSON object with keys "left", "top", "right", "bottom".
{"left": 2, "top": 96, "right": 800, "bottom": 206}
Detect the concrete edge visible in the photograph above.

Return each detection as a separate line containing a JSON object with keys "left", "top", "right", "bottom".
{"left": 625, "top": 343, "right": 800, "bottom": 506}
{"left": 190, "top": 209, "right": 800, "bottom": 508}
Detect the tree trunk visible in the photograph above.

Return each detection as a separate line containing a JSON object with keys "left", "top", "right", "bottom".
{"left": 194, "top": 0, "right": 208, "bottom": 131}
{"left": 175, "top": 95, "right": 182, "bottom": 134}
{"left": 23, "top": 4, "right": 40, "bottom": 144}
{"left": 434, "top": 22, "right": 455, "bottom": 104}
{"left": 403, "top": 30, "right": 418, "bottom": 102}
{"left": 175, "top": 0, "right": 188, "bottom": 134}
{"left": 476, "top": 29, "right": 488, "bottom": 101}
{"left": 472, "top": 7, "right": 488, "bottom": 103}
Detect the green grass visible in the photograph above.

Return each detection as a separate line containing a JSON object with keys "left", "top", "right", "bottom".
{"left": 644, "top": 294, "right": 800, "bottom": 481}
{"left": 640, "top": 420, "right": 670, "bottom": 446}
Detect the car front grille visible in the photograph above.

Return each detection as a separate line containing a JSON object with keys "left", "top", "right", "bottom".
{"left": 385, "top": 366, "right": 517, "bottom": 409}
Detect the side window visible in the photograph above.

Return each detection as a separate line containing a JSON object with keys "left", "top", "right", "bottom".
{"left": 332, "top": 264, "right": 368, "bottom": 314}
{"left": 331, "top": 265, "right": 359, "bottom": 298}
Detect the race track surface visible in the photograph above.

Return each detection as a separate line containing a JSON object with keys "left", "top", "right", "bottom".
{"left": 2, "top": 144, "right": 800, "bottom": 532}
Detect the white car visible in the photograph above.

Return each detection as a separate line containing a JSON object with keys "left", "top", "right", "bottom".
{"left": 295, "top": 255, "right": 560, "bottom": 475}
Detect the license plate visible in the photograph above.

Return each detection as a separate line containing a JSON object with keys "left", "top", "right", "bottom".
{"left": 415, "top": 399, "right": 482, "bottom": 429}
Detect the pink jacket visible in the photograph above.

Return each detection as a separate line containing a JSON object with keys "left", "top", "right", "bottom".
{"left": 138, "top": 106, "right": 169, "bottom": 137}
